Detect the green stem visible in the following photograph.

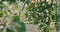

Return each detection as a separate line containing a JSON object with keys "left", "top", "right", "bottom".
{"left": 19, "top": 0, "right": 27, "bottom": 16}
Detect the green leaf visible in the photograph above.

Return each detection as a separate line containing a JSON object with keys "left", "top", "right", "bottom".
{"left": 20, "top": 0, "right": 25, "bottom": 2}
{"left": 52, "top": 15, "right": 55, "bottom": 20}
{"left": 12, "top": 15, "right": 20, "bottom": 23}
{"left": 39, "top": 24, "right": 44, "bottom": 30}
{"left": 1, "top": 0, "right": 5, "bottom": 2}
{"left": 14, "top": 5, "right": 18, "bottom": 10}
{"left": 0, "top": 12, "right": 4, "bottom": 17}
{"left": 33, "top": 18, "right": 39, "bottom": 25}
{"left": 12, "top": 15, "right": 26, "bottom": 32}
{"left": 6, "top": 28, "right": 14, "bottom": 32}
{"left": 6, "top": 0, "right": 16, "bottom": 3}
{"left": 15, "top": 22, "right": 26, "bottom": 32}
{"left": 0, "top": 2, "right": 4, "bottom": 9}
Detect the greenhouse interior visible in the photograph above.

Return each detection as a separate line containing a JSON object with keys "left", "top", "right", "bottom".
{"left": 0, "top": 0, "right": 60, "bottom": 32}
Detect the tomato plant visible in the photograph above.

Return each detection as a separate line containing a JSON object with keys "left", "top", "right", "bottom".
{"left": 0, "top": 0, "right": 58, "bottom": 32}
